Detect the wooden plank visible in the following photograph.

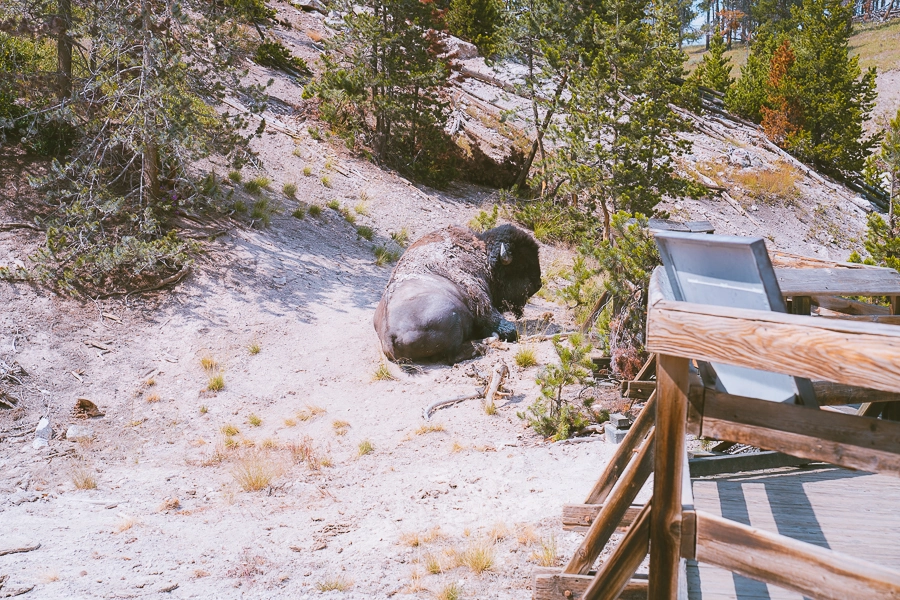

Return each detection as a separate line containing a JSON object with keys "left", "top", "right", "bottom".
{"left": 775, "top": 267, "right": 900, "bottom": 296}
{"left": 790, "top": 295, "right": 811, "bottom": 315}
{"left": 584, "top": 392, "right": 656, "bottom": 505}
{"left": 694, "top": 510, "right": 900, "bottom": 600}
{"left": 565, "top": 432, "right": 655, "bottom": 575}
{"left": 623, "top": 380, "right": 655, "bottom": 399}
{"left": 533, "top": 572, "right": 647, "bottom": 600}
{"left": 634, "top": 354, "right": 657, "bottom": 382}
{"left": 813, "top": 294, "right": 890, "bottom": 315}
{"left": 812, "top": 381, "right": 900, "bottom": 405}
{"left": 562, "top": 504, "right": 642, "bottom": 530}
{"left": 681, "top": 510, "right": 697, "bottom": 561}
{"left": 584, "top": 501, "right": 652, "bottom": 600}
{"left": 649, "top": 355, "right": 689, "bottom": 599}
{"left": 697, "top": 389, "right": 900, "bottom": 475}
{"left": 816, "top": 311, "right": 900, "bottom": 324}
{"left": 769, "top": 250, "right": 875, "bottom": 270}
{"left": 688, "top": 450, "right": 811, "bottom": 477}
{"left": 646, "top": 272, "right": 900, "bottom": 394}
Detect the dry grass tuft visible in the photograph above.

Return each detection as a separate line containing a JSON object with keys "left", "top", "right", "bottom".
{"left": 199, "top": 405, "right": 208, "bottom": 414}
{"left": 357, "top": 439, "right": 374, "bottom": 456}
{"left": 249, "top": 341, "right": 261, "bottom": 355}
{"left": 71, "top": 467, "right": 98, "bottom": 490}
{"left": 286, "top": 435, "right": 330, "bottom": 469}
{"left": 194, "top": 569, "right": 210, "bottom": 578}
{"left": 232, "top": 449, "right": 282, "bottom": 491}
{"left": 332, "top": 419, "right": 350, "bottom": 436}
{"left": 248, "top": 413, "right": 262, "bottom": 427}
{"left": 415, "top": 423, "right": 446, "bottom": 436}
{"left": 487, "top": 522, "right": 510, "bottom": 543}
{"left": 372, "top": 363, "right": 395, "bottom": 381}
{"left": 41, "top": 571, "right": 60, "bottom": 583}
{"left": 514, "top": 346, "right": 537, "bottom": 368}
{"left": 484, "top": 401, "right": 497, "bottom": 416}
{"left": 459, "top": 541, "right": 494, "bottom": 574}
{"left": 401, "top": 527, "right": 443, "bottom": 548}
{"left": 451, "top": 440, "right": 466, "bottom": 453}
{"left": 297, "top": 405, "right": 326, "bottom": 421}
{"left": 145, "top": 393, "right": 161, "bottom": 403}
{"left": 435, "top": 582, "right": 462, "bottom": 600}
{"left": 260, "top": 437, "right": 279, "bottom": 449}
{"left": 405, "top": 569, "right": 427, "bottom": 594}
{"left": 145, "top": 378, "right": 156, "bottom": 387}
{"left": 530, "top": 535, "right": 558, "bottom": 567}
{"left": 158, "top": 497, "right": 181, "bottom": 512}
{"left": 423, "top": 552, "right": 443, "bottom": 574}
{"left": 315, "top": 576, "right": 353, "bottom": 592}
{"left": 732, "top": 161, "right": 800, "bottom": 204}
{"left": 201, "top": 442, "right": 229, "bottom": 466}
{"left": 116, "top": 515, "right": 139, "bottom": 533}
{"left": 200, "top": 355, "right": 218, "bottom": 371}
{"left": 516, "top": 524, "right": 539, "bottom": 546}
{"left": 221, "top": 423, "right": 240, "bottom": 436}
{"left": 284, "top": 417, "right": 297, "bottom": 427}
{"left": 207, "top": 373, "right": 225, "bottom": 392}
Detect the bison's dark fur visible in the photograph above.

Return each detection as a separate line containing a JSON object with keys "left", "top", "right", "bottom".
{"left": 373, "top": 224, "right": 541, "bottom": 363}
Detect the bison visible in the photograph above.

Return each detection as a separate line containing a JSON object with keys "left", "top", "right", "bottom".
{"left": 374, "top": 224, "right": 542, "bottom": 363}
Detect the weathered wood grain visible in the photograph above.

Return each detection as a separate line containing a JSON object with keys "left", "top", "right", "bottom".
{"left": 646, "top": 291, "right": 900, "bottom": 394}
{"left": 812, "top": 381, "right": 900, "bottom": 405}
{"left": 565, "top": 432, "right": 654, "bottom": 575}
{"left": 562, "top": 503, "right": 642, "bottom": 530}
{"left": 584, "top": 392, "right": 656, "bottom": 505}
{"left": 650, "top": 355, "right": 690, "bottom": 599}
{"left": 688, "top": 451, "right": 811, "bottom": 477}
{"left": 775, "top": 267, "right": 900, "bottom": 296}
{"left": 533, "top": 571, "right": 648, "bottom": 600}
{"left": 695, "top": 511, "right": 900, "bottom": 600}
{"left": 697, "top": 390, "right": 900, "bottom": 474}
{"left": 768, "top": 251, "right": 872, "bottom": 270}
{"left": 813, "top": 294, "right": 890, "bottom": 315}
{"left": 584, "top": 501, "right": 653, "bottom": 600}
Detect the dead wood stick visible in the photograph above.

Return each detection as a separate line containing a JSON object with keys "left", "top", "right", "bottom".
{"left": 423, "top": 393, "right": 481, "bottom": 420}
{"left": 0, "top": 222, "right": 42, "bottom": 232}
{"left": 520, "top": 331, "right": 579, "bottom": 342}
{"left": 484, "top": 363, "right": 509, "bottom": 412}
{"left": 96, "top": 266, "right": 191, "bottom": 300}
{"left": 580, "top": 291, "right": 610, "bottom": 334}
{"left": 0, "top": 543, "right": 40, "bottom": 556}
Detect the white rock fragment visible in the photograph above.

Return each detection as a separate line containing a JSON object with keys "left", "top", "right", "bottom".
{"left": 34, "top": 417, "right": 52, "bottom": 440}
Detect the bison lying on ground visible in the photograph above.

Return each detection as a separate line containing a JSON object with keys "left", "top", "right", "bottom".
{"left": 374, "top": 224, "right": 541, "bottom": 363}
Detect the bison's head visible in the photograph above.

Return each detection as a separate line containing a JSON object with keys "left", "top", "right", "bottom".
{"left": 479, "top": 224, "right": 542, "bottom": 317}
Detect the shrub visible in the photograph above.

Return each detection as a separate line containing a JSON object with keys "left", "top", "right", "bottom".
{"left": 282, "top": 182, "right": 297, "bottom": 197}
{"left": 446, "top": 0, "right": 503, "bottom": 58}
{"left": 292, "top": 207, "right": 306, "bottom": 219}
{"left": 244, "top": 176, "right": 271, "bottom": 195}
{"left": 250, "top": 198, "right": 273, "bottom": 226}
{"left": 308, "top": 204, "right": 322, "bottom": 217}
{"left": 356, "top": 225, "right": 374, "bottom": 240}
{"left": 357, "top": 439, "right": 374, "bottom": 456}
{"left": 232, "top": 450, "right": 281, "bottom": 491}
{"left": 228, "top": 170, "right": 243, "bottom": 183}
{"left": 390, "top": 227, "right": 410, "bottom": 246}
{"left": 514, "top": 347, "right": 537, "bottom": 368}
{"left": 254, "top": 40, "right": 310, "bottom": 77}
{"left": 469, "top": 204, "right": 499, "bottom": 232}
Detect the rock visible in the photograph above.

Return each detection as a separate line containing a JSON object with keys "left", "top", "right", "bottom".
{"left": 74, "top": 398, "right": 104, "bottom": 418}
{"left": 604, "top": 423, "right": 628, "bottom": 444}
{"left": 728, "top": 148, "right": 753, "bottom": 168}
{"left": 32, "top": 438, "right": 49, "bottom": 449}
{"left": 442, "top": 35, "right": 478, "bottom": 60}
{"left": 295, "top": 0, "right": 327, "bottom": 14}
{"left": 34, "top": 417, "right": 52, "bottom": 440}
{"left": 66, "top": 425, "right": 93, "bottom": 441}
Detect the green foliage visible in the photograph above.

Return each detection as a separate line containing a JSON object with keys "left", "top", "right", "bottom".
{"left": 512, "top": 199, "right": 594, "bottom": 244}
{"left": 326, "top": 199, "right": 341, "bottom": 210}
{"left": 726, "top": 32, "right": 780, "bottom": 123}
{"left": 518, "top": 333, "right": 605, "bottom": 441}
{"left": 446, "top": 0, "right": 504, "bottom": 58}
{"left": 856, "top": 213, "right": 900, "bottom": 271}
{"left": 292, "top": 206, "right": 306, "bottom": 219}
{"left": 855, "top": 108, "right": 900, "bottom": 270}
{"left": 390, "top": 227, "right": 410, "bottom": 246}
{"left": 689, "top": 31, "right": 733, "bottom": 94}
{"left": 469, "top": 205, "right": 499, "bottom": 232}
{"left": 282, "top": 182, "right": 297, "bottom": 197}
{"left": 0, "top": 32, "right": 55, "bottom": 136}
{"left": 244, "top": 176, "right": 271, "bottom": 195}
{"left": 374, "top": 245, "right": 400, "bottom": 266}
{"left": 356, "top": 225, "right": 374, "bottom": 240}
{"left": 308, "top": 204, "right": 322, "bottom": 217}
{"left": 254, "top": 40, "right": 310, "bottom": 77}
{"left": 307, "top": 0, "right": 454, "bottom": 186}
{"left": 250, "top": 198, "right": 274, "bottom": 226}
{"left": 224, "top": 0, "right": 276, "bottom": 23}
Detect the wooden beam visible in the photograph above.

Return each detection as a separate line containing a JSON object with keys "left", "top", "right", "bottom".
{"left": 647, "top": 271, "right": 900, "bottom": 394}
{"left": 812, "top": 381, "right": 900, "bottom": 405}
{"left": 688, "top": 450, "right": 811, "bottom": 477}
{"left": 790, "top": 295, "right": 811, "bottom": 315}
{"left": 584, "top": 392, "right": 656, "bottom": 505}
{"left": 623, "top": 380, "right": 656, "bottom": 400}
{"left": 649, "top": 355, "right": 689, "bottom": 600}
{"left": 768, "top": 250, "right": 874, "bottom": 270}
{"left": 564, "top": 432, "right": 654, "bottom": 575}
{"left": 583, "top": 501, "right": 652, "bottom": 600}
{"left": 694, "top": 389, "right": 900, "bottom": 475}
{"left": 533, "top": 572, "right": 647, "bottom": 600}
{"left": 775, "top": 267, "right": 900, "bottom": 296}
{"left": 815, "top": 311, "right": 900, "bottom": 324}
{"left": 695, "top": 511, "right": 900, "bottom": 600}
{"left": 562, "top": 504, "right": 642, "bottom": 531}
{"left": 812, "top": 295, "right": 890, "bottom": 315}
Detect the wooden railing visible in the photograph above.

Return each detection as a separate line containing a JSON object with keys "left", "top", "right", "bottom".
{"left": 537, "top": 264, "right": 900, "bottom": 600}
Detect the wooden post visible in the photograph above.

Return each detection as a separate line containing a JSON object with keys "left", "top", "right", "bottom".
{"left": 891, "top": 296, "right": 899, "bottom": 316}
{"left": 791, "top": 296, "right": 811, "bottom": 315}
{"left": 649, "top": 355, "right": 689, "bottom": 599}
{"left": 583, "top": 500, "right": 652, "bottom": 600}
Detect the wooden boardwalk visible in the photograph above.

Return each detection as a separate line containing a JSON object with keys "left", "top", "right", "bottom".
{"left": 687, "top": 464, "right": 900, "bottom": 599}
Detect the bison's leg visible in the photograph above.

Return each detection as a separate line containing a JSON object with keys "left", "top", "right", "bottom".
{"left": 482, "top": 309, "right": 518, "bottom": 342}
{"left": 374, "top": 277, "right": 476, "bottom": 363}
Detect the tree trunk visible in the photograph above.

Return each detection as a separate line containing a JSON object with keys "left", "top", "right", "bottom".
{"left": 57, "top": 0, "right": 72, "bottom": 99}
{"left": 514, "top": 72, "right": 569, "bottom": 191}
{"left": 141, "top": 0, "right": 160, "bottom": 201}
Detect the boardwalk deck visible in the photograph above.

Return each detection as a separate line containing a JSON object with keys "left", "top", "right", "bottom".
{"left": 687, "top": 464, "right": 900, "bottom": 599}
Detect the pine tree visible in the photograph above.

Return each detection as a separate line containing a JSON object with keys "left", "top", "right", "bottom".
{"left": 689, "top": 30, "right": 734, "bottom": 94}
{"left": 446, "top": 0, "right": 504, "bottom": 57}
{"left": 309, "top": 0, "right": 452, "bottom": 185}
{"left": 854, "top": 108, "right": 900, "bottom": 270}
{"left": 725, "top": 29, "right": 781, "bottom": 122}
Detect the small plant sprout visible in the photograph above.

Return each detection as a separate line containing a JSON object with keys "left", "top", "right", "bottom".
{"left": 244, "top": 175, "right": 271, "bottom": 195}
{"left": 390, "top": 227, "right": 410, "bottom": 247}
{"left": 332, "top": 420, "right": 350, "bottom": 436}
{"left": 200, "top": 355, "right": 218, "bottom": 371}
{"left": 249, "top": 341, "right": 261, "bottom": 355}
{"left": 357, "top": 439, "right": 374, "bottom": 456}
{"left": 341, "top": 208, "right": 356, "bottom": 224}
{"left": 321, "top": 175, "right": 332, "bottom": 188}
{"left": 356, "top": 225, "right": 374, "bottom": 241}
{"left": 221, "top": 424, "right": 240, "bottom": 436}
{"left": 308, "top": 204, "right": 322, "bottom": 217}
{"left": 315, "top": 577, "right": 353, "bottom": 592}
{"left": 372, "top": 363, "right": 395, "bottom": 381}
{"left": 484, "top": 401, "right": 497, "bottom": 416}
{"left": 72, "top": 467, "right": 98, "bottom": 489}
{"left": 282, "top": 182, "right": 297, "bottom": 198}
{"left": 248, "top": 413, "right": 262, "bottom": 427}
{"left": 515, "top": 346, "right": 537, "bottom": 368}
{"left": 292, "top": 206, "right": 306, "bottom": 219}
{"left": 228, "top": 170, "right": 242, "bottom": 183}
{"left": 530, "top": 535, "right": 558, "bottom": 567}
{"left": 199, "top": 405, "right": 208, "bottom": 414}
{"left": 292, "top": 146, "right": 304, "bottom": 158}
{"left": 207, "top": 373, "right": 225, "bottom": 392}
{"left": 326, "top": 199, "right": 340, "bottom": 210}
{"left": 146, "top": 393, "right": 160, "bottom": 403}
{"left": 302, "top": 164, "right": 313, "bottom": 176}
{"left": 451, "top": 440, "right": 466, "bottom": 453}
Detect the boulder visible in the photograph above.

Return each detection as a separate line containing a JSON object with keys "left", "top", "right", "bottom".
{"left": 443, "top": 35, "right": 478, "bottom": 60}
{"left": 66, "top": 425, "right": 94, "bottom": 441}
{"left": 728, "top": 148, "right": 753, "bottom": 168}
{"left": 295, "top": 0, "right": 327, "bottom": 14}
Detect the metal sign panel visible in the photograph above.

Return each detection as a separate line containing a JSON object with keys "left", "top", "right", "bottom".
{"left": 654, "top": 231, "right": 817, "bottom": 406}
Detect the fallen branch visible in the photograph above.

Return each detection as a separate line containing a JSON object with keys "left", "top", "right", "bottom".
{"left": 484, "top": 362, "right": 509, "bottom": 413}
{"left": 580, "top": 291, "right": 610, "bottom": 335}
{"left": 520, "top": 330, "right": 579, "bottom": 342}
{"left": 0, "top": 222, "right": 42, "bottom": 232}
{"left": 0, "top": 543, "right": 40, "bottom": 557}
{"left": 423, "top": 392, "right": 481, "bottom": 420}
{"left": 96, "top": 266, "right": 191, "bottom": 300}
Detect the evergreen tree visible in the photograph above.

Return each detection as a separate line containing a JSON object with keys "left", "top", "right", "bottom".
{"left": 725, "top": 29, "right": 780, "bottom": 121}
{"left": 854, "top": 108, "right": 900, "bottom": 270}
{"left": 446, "top": 0, "right": 504, "bottom": 57}
{"left": 309, "top": 0, "right": 452, "bottom": 185}
{"left": 689, "top": 30, "right": 734, "bottom": 93}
